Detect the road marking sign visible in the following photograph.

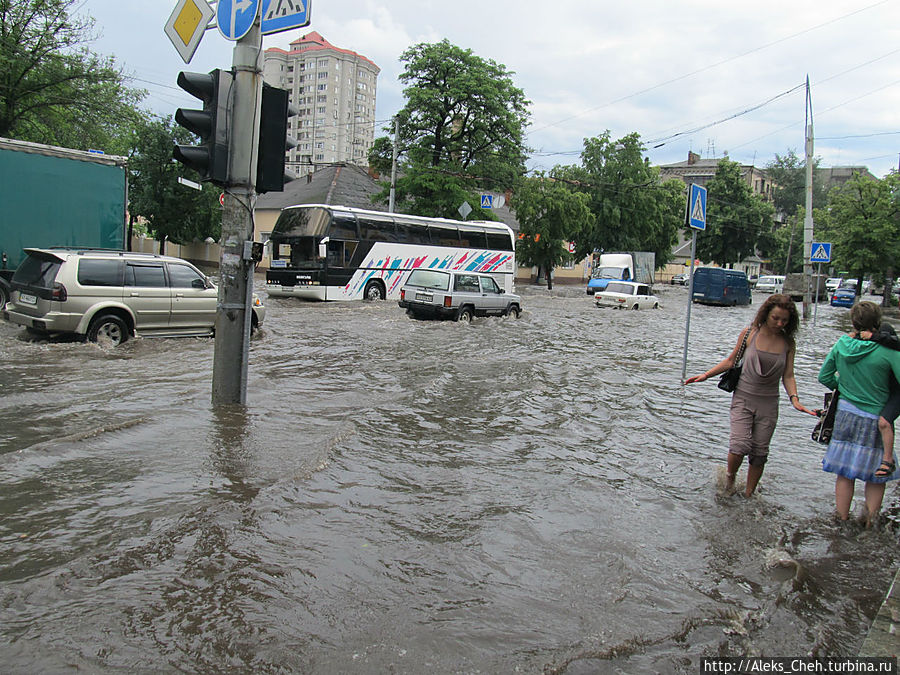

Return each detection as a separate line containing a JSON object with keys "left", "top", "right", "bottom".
{"left": 810, "top": 242, "right": 832, "bottom": 263}
{"left": 217, "top": 0, "right": 259, "bottom": 41}
{"left": 165, "top": 0, "right": 215, "bottom": 63}
{"left": 481, "top": 194, "right": 493, "bottom": 208}
{"left": 261, "top": 0, "right": 311, "bottom": 35}
{"left": 688, "top": 183, "right": 707, "bottom": 230}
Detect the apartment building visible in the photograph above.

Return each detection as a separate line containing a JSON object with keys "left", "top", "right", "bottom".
{"left": 262, "top": 31, "right": 379, "bottom": 175}
{"left": 658, "top": 151, "right": 778, "bottom": 205}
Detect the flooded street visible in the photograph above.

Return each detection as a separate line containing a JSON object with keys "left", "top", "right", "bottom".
{"left": 1, "top": 283, "right": 897, "bottom": 673}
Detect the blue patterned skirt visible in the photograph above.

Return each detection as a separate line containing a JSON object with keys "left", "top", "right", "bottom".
{"left": 823, "top": 399, "right": 899, "bottom": 483}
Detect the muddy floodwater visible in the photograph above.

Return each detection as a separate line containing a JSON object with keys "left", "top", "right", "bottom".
{"left": 1, "top": 283, "right": 898, "bottom": 673}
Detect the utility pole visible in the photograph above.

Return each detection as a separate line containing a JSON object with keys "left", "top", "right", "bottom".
{"left": 388, "top": 117, "right": 399, "bottom": 213}
{"left": 802, "top": 76, "right": 814, "bottom": 319}
{"left": 212, "top": 22, "right": 263, "bottom": 405}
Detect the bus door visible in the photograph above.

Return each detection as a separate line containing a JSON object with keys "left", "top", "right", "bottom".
{"left": 324, "top": 239, "right": 359, "bottom": 290}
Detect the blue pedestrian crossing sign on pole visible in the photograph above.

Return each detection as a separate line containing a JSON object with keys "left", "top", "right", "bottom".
{"left": 217, "top": 0, "right": 259, "bottom": 41}
{"left": 810, "top": 242, "right": 832, "bottom": 264}
{"left": 261, "top": 0, "right": 311, "bottom": 35}
{"left": 688, "top": 183, "right": 707, "bottom": 230}
{"left": 481, "top": 194, "right": 493, "bottom": 209}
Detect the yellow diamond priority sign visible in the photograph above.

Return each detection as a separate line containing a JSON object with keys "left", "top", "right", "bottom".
{"left": 165, "top": 0, "right": 215, "bottom": 64}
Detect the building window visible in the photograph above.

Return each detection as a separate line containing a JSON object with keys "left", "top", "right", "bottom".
{"left": 318, "top": 106, "right": 326, "bottom": 114}
{"left": 318, "top": 71, "right": 328, "bottom": 79}
{"left": 315, "top": 153, "right": 324, "bottom": 161}
{"left": 317, "top": 59, "right": 328, "bottom": 67}
{"left": 317, "top": 84, "right": 327, "bottom": 91}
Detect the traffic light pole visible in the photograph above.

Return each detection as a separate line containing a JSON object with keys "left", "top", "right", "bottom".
{"left": 212, "top": 22, "right": 263, "bottom": 406}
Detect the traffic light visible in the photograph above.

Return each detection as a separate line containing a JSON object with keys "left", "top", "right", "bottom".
{"left": 173, "top": 69, "right": 233, "bottom": 187}
{"left": 256, "top": 83, "right": 298, "bottom": 194}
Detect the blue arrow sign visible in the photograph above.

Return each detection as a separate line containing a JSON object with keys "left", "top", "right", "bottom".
{"left": 688, "top": 183, "right": 707, "bottom": 230}
{"left": 810, "top": 242, "right": 832, "bottom": 263}
{"left": 217, "top": 0, "right": 259, "bottom": 41}
{"left": 261, "top": 0, "right": 310, "bottom": 35}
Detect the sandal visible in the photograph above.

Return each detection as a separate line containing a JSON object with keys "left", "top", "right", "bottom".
{"left": 875, "top": 460, "right": 896, "bottom": 477}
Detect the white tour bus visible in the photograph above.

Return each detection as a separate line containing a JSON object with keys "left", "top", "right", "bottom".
{"left": 265, "top": 205, "right": 517, "bottom": 301}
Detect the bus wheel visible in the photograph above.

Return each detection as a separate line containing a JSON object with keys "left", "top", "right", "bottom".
{"left": 364, "top": 280, "right": 385, "bottom": 301}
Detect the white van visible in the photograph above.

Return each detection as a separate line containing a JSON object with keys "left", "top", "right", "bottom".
{"left": 755, "top": 275, "right": 785, "bottom": 294}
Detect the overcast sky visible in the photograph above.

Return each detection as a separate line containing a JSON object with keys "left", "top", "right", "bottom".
{"left": 81, "top": 0, "right": 900, "bottom": 177}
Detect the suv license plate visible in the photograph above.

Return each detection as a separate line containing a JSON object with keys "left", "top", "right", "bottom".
{"left": 19, "top": 293, "right": 37, "bottom": 305}
{"left": 415, "top": 292, "right": 432, "bottom": 301}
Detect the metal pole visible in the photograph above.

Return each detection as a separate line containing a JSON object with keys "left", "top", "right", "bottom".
{"left": 813, "top": 262, "right": 821, "bottom": 326}
{"left": 681, "top": 230, "right": 698, "bottom": 382}
{"left": 388, "top": 117, "right": 399, "bottom": 213}
{"left": 212, "top": 21, "right": 263, "bottom": 406}
{"left": 802, "top": 76, "right": 814, "bottom": 319}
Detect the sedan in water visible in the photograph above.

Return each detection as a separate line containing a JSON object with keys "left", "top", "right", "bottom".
{"left": 594, "top": 281, "right": 659, "bottom": 310}
{"left": 830, "top": 288, "right": 857, "bottom": 308}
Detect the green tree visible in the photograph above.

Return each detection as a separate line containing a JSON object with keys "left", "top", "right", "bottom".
{"left": 816, "top": 172, "right": 900, "bottom": 303}
{"left": 696, "top": 159, "right": 775, "bottom": 265}
{"left": 555, "top": 132, "right": 683, "bottom": 265}
{"left": 0, "top": 0, "right": 145, "bottom": 151}
{"left": 128, "top": 115, "right": 221, "bottom": 251}
{"left": 375, "top": 40, "right": 530, "bottom": 218}
{"left": 511, "top": 174, "right": 594, "bottom": 289}
{"left": 765, "top": 150, "right": 827, "bottom": 219}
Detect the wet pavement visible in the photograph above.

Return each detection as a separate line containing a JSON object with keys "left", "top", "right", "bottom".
{"left": 1, "top": 283, "right": 897, "bottom": 672}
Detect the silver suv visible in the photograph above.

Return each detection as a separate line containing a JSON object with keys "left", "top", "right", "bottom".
{"left": 398, "top": 269, "right": 522, "bottom": 321}
{"left": 3, "top": 248, "right": 266, "bottom": 346}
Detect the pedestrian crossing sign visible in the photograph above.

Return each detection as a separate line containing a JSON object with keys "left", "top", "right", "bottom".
{"left": 810, "top": 242, "right": 832, "bottom": 263}
{"left": 688, "top": 183, "right": 707, "bottom": 230}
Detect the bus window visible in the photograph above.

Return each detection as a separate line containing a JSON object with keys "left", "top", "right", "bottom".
{"left": 359, "top": 215, "right": 397, "bottom": 242}
{"left": 431, "top": 223, "right": 459, "bottom": 247}
{"left": 394, "top": 217, "right": 430, "bottom": 244}
{"left": 331, "top": 212, "right": 358, "bottom": 239}
{"left": 486, "top": 230, "right": 513, "bottom": 251}
{"left": 458, "top": 225, "right": 487, "bottom": 248}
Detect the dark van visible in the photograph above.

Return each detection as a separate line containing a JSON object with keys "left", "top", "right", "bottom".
{"left": 691, "top": 267, "right": 752, "bottom": 306}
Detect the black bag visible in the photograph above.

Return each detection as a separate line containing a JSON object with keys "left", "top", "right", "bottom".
{"left": 717, "top": 328, "right": 750, "bottom": 393}
{"left": 812, "top": 390, "right": 839, "bottom": 444}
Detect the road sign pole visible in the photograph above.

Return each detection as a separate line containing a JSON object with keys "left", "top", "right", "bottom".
{"left": 212, "top": 18, "right": 263, "bottom": 406}
{"left": 814, "top": 262, "right": 821, "bottom": 326}
{"left": 681, "top": 229, "right": 698, "bottom": 382}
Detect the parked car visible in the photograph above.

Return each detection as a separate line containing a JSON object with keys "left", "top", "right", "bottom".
{"left": 398, "top": 269, "right": 521, "bottom": 321}
{"left": 830, "top": 287, "right": 857, "bottom": 308}
{"left": 826, "top": 277, "right": 843, "bottom": 293}
{"left": 594, "top": 281, "right": 659, "bottom": 310}
{"left": 691, "top": 267, "right": 752, "bottom": 306}
{"left": 755, "top": 275, "right": 785, "bottom": 294}
{"left": 3, "top": 248, "right": 265, "bottom": 346}
{"left": 671, "top": 272, "right": 690, "bottom": 286}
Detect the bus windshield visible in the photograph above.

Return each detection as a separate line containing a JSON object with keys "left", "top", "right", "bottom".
{"left": 272, "top": 206, "right": 332, "bottom": 238}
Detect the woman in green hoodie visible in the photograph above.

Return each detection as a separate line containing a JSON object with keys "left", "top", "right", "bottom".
{"left": 819, "top": 301, "right": 900, "bottom": 523}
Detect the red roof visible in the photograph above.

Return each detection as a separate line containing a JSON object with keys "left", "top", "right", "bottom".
{"left": 265, "top": 31, "right": 379, "bottom": 71}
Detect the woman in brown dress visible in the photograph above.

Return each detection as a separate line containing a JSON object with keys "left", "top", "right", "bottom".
{"left": 685, "top": 294, "right": 817, "bottom": 496}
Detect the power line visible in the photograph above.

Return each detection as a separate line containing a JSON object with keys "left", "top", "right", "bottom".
{"left": 526, "top": 0, "right": 891, "bottom": 136}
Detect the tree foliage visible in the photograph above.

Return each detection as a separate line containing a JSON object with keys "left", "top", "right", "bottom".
{"left": 554, "top": 132, "right": 683, "bottom": 265}
{"left": 511, "top": 174, "right": 594, "bottom": 289}
{"left": 695, "top": 159, "right": 775, "bottom": 265}
{"left": 816, "top": 172, "right": 900, "bottom": 297}
{"left": 374, "top": 40, "right": 531, "bottom": 218}
{"left": 128, "top": 115, "right": 221, "bottom": 248}
{"left": 0, "top": 0, "right": 145, "bottom": 151}
{"left": 765, "top": 150, "right": 827, "bottom": 219}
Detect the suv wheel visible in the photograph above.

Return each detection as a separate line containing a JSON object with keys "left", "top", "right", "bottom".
{"left": 0, "top": 285, "right": 7, "bottom": 311}
{"left": 364, "top": 280, "right": 385, "bottom": 301}
{"left": 505, "top": 305, "right": 521, "bottom": 319}
{"left": 457, "top": 307, "right": 473, "bottom": 323}
{"left": 88, "top": 314, "right": 129, "bottom": 346}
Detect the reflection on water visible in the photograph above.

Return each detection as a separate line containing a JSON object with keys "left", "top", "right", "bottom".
{"left": 0, "top": 286, "right": 897, "bottom": 672}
